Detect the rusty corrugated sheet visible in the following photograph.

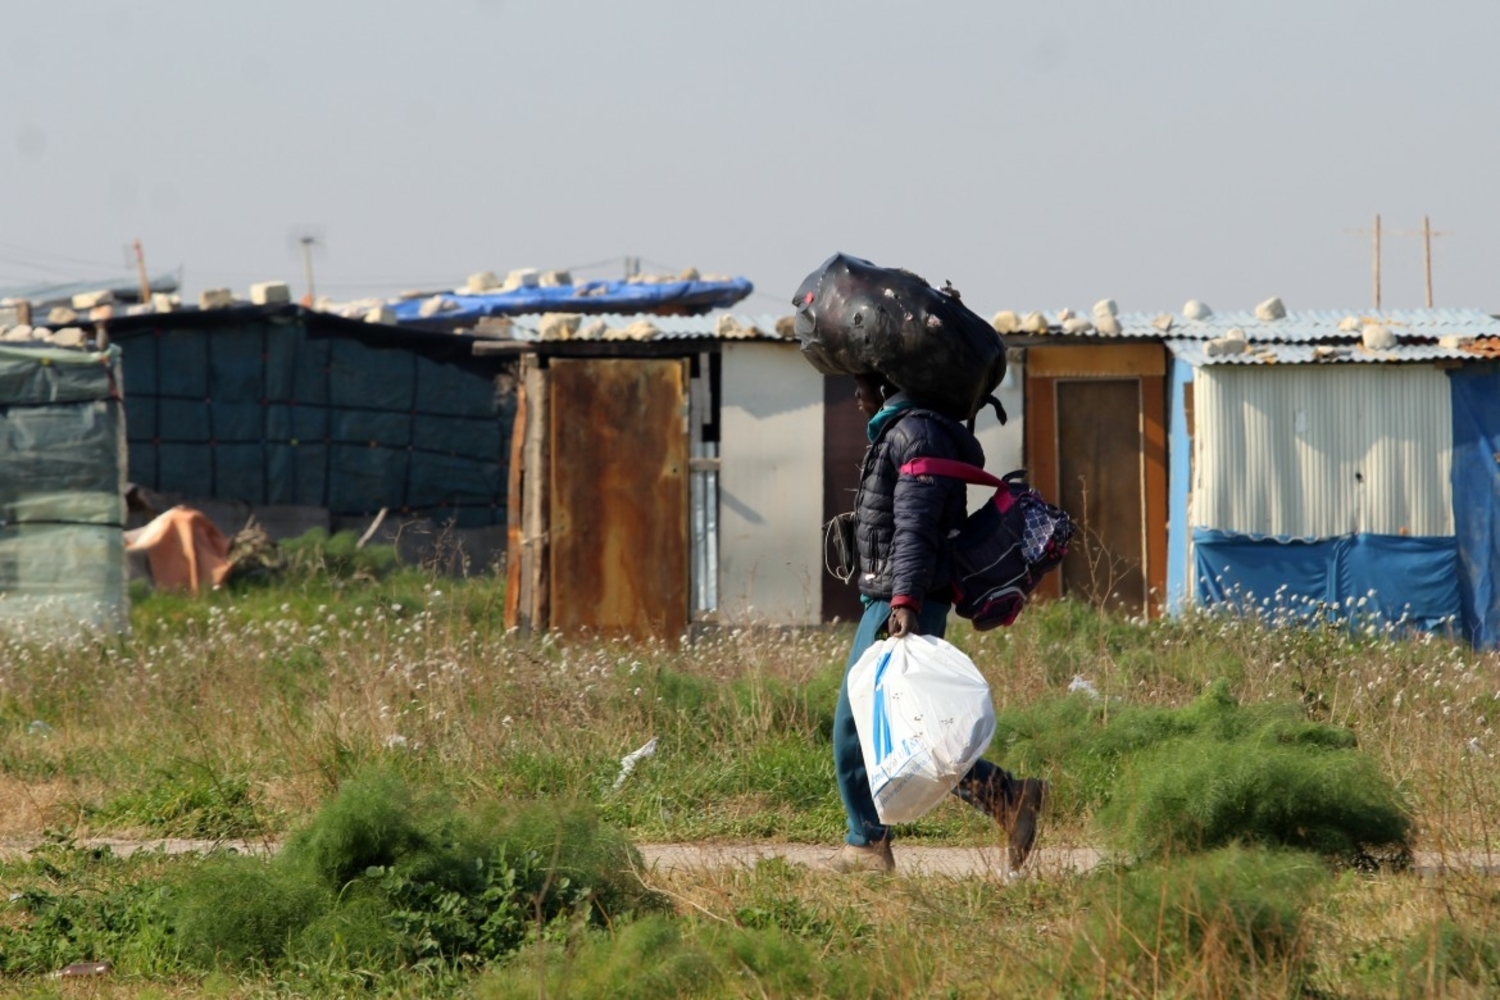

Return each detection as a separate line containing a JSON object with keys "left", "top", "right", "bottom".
{"left": 548, "top": 357, "right": 689, "bottom": 637}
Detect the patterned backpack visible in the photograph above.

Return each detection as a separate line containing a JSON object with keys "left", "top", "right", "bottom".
{"left": 900, "top": 458, "right": 1074, "bottom": 630}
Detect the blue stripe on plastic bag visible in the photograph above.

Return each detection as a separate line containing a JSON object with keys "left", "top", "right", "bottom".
{"left": 872, "top": 649, "right": 894, "bottom": 761}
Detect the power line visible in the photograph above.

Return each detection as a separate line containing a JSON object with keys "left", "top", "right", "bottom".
{"left": 0, "top": 241, "right": 133, "bottom": 272}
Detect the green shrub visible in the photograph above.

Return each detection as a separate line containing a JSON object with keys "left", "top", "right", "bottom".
{"left": 1061, "top": 846, "right": 1328, "bottom": 994}
{"left": 164, "top": 768, "right": 660, "bottom": 975}
{"left": 172, "top": 855, "right": 333, "bottom": 968}
{"left": 280, "top": 527, "right": 399, "bottom": 582}
{"left": 993, "top": 679, "right": 1411, "bottom": 863}
{"left": 1103, "top": 735, "right": 1411, "bottom": 863}
{"left": 279, "top": 768, "right": 432, "bottom": 887}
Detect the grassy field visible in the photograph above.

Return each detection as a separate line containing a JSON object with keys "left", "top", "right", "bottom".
{"left": 1, "top": 541, "right": 1498, "bottom": 997}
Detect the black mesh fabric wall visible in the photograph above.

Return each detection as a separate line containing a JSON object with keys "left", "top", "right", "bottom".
{"left": 116, "top": 308, "right": 513, "bottom": 527}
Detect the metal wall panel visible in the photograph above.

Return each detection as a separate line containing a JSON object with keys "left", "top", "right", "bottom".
{"left": 717, "top": 342, "right": 825, "bottom": 625}
{"left": 1195, "top": 365, "right": 1453, "bottom": 538}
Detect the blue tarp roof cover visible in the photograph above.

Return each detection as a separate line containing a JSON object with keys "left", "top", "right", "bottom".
{"left": 387, "top": 276, "right": 754, "bottom": 325}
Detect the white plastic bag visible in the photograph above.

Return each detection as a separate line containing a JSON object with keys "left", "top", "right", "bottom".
{"left": 848, "top": 635, "right": 996, "bottom": 824}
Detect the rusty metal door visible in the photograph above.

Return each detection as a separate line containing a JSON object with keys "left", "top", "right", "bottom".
{"left": 548, "top": 357, "right": 689, "bottom": 637}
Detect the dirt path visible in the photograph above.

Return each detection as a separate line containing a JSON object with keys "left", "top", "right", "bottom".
{"left": 2, "top": 838, "right": 1494, "bottom": 879}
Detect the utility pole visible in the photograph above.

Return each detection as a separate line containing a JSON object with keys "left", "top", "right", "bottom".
{"left": 1419, "top": 216, "right": 1452, "bottom": 308}
{"left": 299, "top": 235, "right": 317, "bottom": 306}
{"left": 1349, "top": 215, "right": 1448, "bottom": 309}
{"left": 132, "top": 239, "right": 151, "bottom": 303}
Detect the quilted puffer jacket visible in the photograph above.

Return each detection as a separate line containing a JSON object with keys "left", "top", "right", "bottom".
{"left": 854, "top": 398, "right": 985, "bottom": 607}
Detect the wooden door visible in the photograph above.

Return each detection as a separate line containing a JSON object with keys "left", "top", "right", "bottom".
{"left": 822, "top": 374, "right": 868, "bottom": 624}
{"left": 548, "top": 358, "right": 689, "bottom": 638}
{"left": 1026, "top": 344, "right": 1168, "bottom": 617}
{"left": 1057, "top": 379, "right": 1146, "bottom": 611}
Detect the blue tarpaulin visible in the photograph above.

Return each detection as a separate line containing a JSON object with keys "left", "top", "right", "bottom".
{"left": 1194, "top": 528, "right": 1463, "bottom": 636}
{"left": 1448, "top": 366, "right": 1500, "bottom": 647}
{"left": 387, "top": 277, "right": 754, "bottom": 325}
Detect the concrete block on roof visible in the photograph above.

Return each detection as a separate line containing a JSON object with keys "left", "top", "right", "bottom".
{"left": 47, "top": 306, "right": 79, "bottom": 326}
{"left": 472, "top": 316, "right": 515, "bottom": 339}
{"left": 1, "top": 324, "right": 36, "bottom": 341}
{"left": 715, "top": 315, "right": 761, "bottom": 339}
{"left": 538, "top": 313, "right": 581, "bottom": 341}
{"left": 88, "top": 305, "right": 114, "bottom": 321}
{"left": 1061, "top": 317, "right": 1094, "bottom": 335}
{"left": 576, "top": 319, "right": 608, "bottom": 340}
{"left": 538, "top": 270, "right": 572, "bottom": 287}
{"left": 364, "top": 306, "right": 397, "bottom": 325}
{"left": 418, "top": 296, "right": 458, "bottom": 318}
{"left": 991, "top": 310, "right": 1019, "bottom": 334}
{"left": 1020, "top": 312, "right": 1048, "bottom": 334}
{"left": 774, "top": 315, "right": 796, "bottom": 339}
{"left": 1183, "top": 300, "right": 1213, "bottom": 320}
{"left": 676, "top": 267, "right": 700, "bottom": 281}
{"left": 1255, "top": 297, "right": 1286, "bottom": 321}
{"left": 1204, "top": 334, "right": 1248, "bottom": 357}
{"left": 71, "top": 289, "right": 114, "bottom": 310}
{"left": 1092, "top": 298, "right": 1118, "bottom": 319}
{"left": 621, "top": 319, "right": 660, "bottom": 341}
{"left": 500, "top": 268, "right": 539, "bottom": 292}
{"left": 250, "top": 281, "right": 291, "bottom": 305}
{"left": 466, "top": 271, "right": 501, "bottom": 294}
{"left": 199, "top": 288, "right": 235, "bottom": 309}
{"left": 151, "top": 292, "right": 179, "bottom": 312}
{"left": 0, "top": 300, "right": 32, "bottom": 327}
{"left": 1361, "top": 322, "right": 1396, "bottom": 351}
{"left": 48, "top": 327, "right": 87, "bottom": 348}
{"left": 1095, "top": 314, "right": 1122, "bottom": 337}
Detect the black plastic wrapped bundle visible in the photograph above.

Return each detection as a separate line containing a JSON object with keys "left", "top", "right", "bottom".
{"left": 792, "top": 253, "right": 1005, "bottom": 422}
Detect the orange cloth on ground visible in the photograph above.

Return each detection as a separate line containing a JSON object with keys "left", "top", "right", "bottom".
{"left": 124, "top": 506, "right": 232, "bottom": 594}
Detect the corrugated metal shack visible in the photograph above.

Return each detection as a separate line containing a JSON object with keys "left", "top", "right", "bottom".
{"left": 0, "top": 341, "right": 128, "bottom": 633}
{"left": 1003, "top": 305, "right": 1500, "bottom": 644}
{"left": 483, "top": 314, "right": 1022, "bottom": 638}
{"left": 100, "top": 303, "right": 517, "bottom": 566}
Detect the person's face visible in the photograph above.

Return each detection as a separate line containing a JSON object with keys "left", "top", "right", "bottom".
{"left": 854, "top": 378, "right": 882, "bottom": 417}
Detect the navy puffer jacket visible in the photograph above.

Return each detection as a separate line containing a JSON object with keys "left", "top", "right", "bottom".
{"left": 854, "top": 400, "right": 985, "bottom": 606}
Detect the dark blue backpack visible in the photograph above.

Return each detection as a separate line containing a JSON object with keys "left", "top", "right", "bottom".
{"left": 900, "top": 458, "right": 1074, "bottom": 629}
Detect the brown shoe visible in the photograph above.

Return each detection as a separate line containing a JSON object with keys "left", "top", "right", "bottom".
{"left": 825, "top": 838, "right": 895, "bottom": 874}
{"left": 1005, "top": 778, "right": 1048, "bottom": 872}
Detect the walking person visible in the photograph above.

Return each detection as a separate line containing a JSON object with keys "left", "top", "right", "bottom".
{"left": 829, "top": 373, "right": 1047, "bottom": 874}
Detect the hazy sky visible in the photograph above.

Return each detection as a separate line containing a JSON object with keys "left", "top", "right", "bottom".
{"left": 5, "top": 1, "right": 1499, "bottom": 320}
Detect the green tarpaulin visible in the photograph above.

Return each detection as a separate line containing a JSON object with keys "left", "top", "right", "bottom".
{"left": 0, "top": 343, "right": 127, "bottom": 633}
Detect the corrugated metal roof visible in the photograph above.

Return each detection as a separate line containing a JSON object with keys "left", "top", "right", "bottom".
{"left": 1028, "top": 307, "right": 1500, "bottom": 342}
{"left": 503, "top": 313, "right": 792, "bottom": 343}
{"left": 1166, "top": 338, "right": 1478, "bottom": 366}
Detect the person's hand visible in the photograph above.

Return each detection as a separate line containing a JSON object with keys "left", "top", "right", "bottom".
{"left": 888, "top": 606, "right": 920, "bottom": 638}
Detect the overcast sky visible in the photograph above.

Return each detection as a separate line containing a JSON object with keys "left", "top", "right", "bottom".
{"left": 5, "top": 1, "right": 1498, "bottom": 319}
